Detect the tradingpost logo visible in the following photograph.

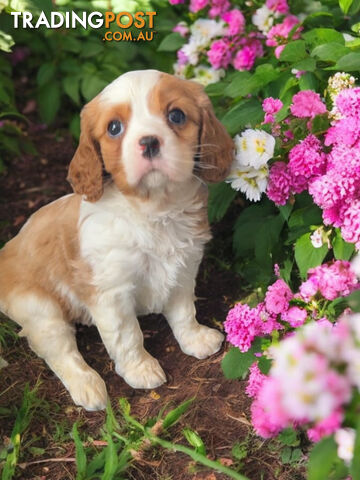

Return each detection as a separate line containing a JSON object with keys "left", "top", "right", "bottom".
{"left": 11, "top": 11, "right": 157, "bottom": 42}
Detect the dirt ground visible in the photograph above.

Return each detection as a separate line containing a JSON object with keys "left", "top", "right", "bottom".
{"left": 0, "top": 127, "right": 306, "bottom": 480}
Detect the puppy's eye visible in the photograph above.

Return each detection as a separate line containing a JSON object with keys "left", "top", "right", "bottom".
{"left": 168, "top": 109, "right": 186, "bottom": 125}
{"left": 107, "top": 120, "right": 123, "bottom": 137}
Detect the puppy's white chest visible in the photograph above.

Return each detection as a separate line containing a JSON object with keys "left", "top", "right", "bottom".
{"left": 79, "top": 187, "right": 209, "bottom": 314}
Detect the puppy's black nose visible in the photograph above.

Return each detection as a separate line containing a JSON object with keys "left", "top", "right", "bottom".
{"left": 139, "top": 136, "right": 160, "bottom": 159}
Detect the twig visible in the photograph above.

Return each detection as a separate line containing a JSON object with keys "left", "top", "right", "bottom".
{"left": 18, "top": 457, "right": 76, "bottom": 469}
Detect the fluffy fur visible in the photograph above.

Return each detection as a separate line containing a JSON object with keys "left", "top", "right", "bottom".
{"left": 0, "top": 70, "right": 234, "bottom": 410}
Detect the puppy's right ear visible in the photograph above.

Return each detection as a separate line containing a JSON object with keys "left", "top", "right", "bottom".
{"left": 67, "top": 102, "right": 103, "bottom": 202}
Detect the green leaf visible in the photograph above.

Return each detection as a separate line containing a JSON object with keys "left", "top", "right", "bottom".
{"left": 157, "top": 33, "right": 185, "bottom": 52}
{"left": 288, "top": 204, "right": 322, "bottom": 229}
{"left": 255, "top": 214, "right": 285, "bottom": 270}
{"left": 225, "top": 64, "right": 280, "bottom": 98}
{"left": 333, "top": 229, "right": 355, "bottom": 260}
{"left": 280, "top": 446, "right": 293, "bottom": 464}
{"left": 308, "top": 436, "right": 338, "bottom": 480}
{"left": 257, "top": 356, "right": 271, "bottom": 374}
{"left": 311, "top": 114, "right": 330, "bottom": 134}
{"left": 221, "top": 99, "right": 263, "bottom": 135}
{"left": 162, "top": 398, "right": 194, "bottom": 430}
{"left": 183, "top": 428, "right": 206, "bottom": 455}
{"left": 233, "top": 201, "right": 276, "bottom": 257}
{"left": 278, "top": 428, "right": 299, "bottom": 447}
{"left": 208, "top": 182, "right": 237, "bottom": 223}
{"left": 101, "top": 434, "right": 118, "bottom": 480}
{"left": 350, "top": 418, "right": 360, "bottom": 480}
{"left": 311, "top": 43, "right": 350, "bottom": 62}
{"left": 72, "top": 423, "right": 87, "bottom": 480}
{"left": 295, "top": 233, "right": 329, "bottom": 279}
{"left": 334, "top": 52, "right": 360, "bottom": 71}
{"left": 292, "top": 57, "right": 316, "bottom": 72}
{"left": 81, "top": 75, "right": 108, "bottom": 101}
{"left": 37, "top": 82, "right": 61, "bottom": 124}
{"left": 280, "top": 40, "right": 307, "bottom": 62}
{"left": 339, "top": 0, "right": 354, "bottom": 13}
{"left": 303, "top": 29, "right": 344, "bottom": 49}
{"left": 221, "top": 339, "right": 262, "bottom": 380}
{"left": 80, "top": 41, "right": 104, "bottom": 58}
{"left": 63, "top": 76, "right": 80, "bottom": 105}
{"left": 299, "top": 72, "right": 318, "bottom": 91}
{"left": 37, "top": 63, "right": 56, "bottom": 87}
{"left": 0, "top": 31, "right": 14, "bottom": 53}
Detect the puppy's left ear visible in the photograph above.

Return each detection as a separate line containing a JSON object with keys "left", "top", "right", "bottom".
{"left": 67, "top": 101, "right": 104, "bottom": 202}
{"left": 196, "top": 88, "right": 234, "bottom": 183}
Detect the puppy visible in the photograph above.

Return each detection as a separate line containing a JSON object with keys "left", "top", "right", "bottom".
{"left": 0, "top": 70, "right": 234, "bottom": 410}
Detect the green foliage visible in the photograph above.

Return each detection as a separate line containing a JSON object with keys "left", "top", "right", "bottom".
{"left": 69, "top": 398, "right": 250, "bottom": 480}
{"left": 222, "top": 338, "right": 263, "bottom": 379}
{"left": 1, "top": 383, "right": 42, "bottom": 480}
{"left": 307, "top": 436, "right": 338, "bottom": 480}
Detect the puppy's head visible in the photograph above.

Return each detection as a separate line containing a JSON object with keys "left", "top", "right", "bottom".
{"left": 68, "top": 70, "right": 234, "bottom": 201}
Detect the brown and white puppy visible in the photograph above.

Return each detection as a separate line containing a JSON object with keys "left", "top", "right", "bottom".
{"left": 0, "top": 70, "right": 233, "bottom": 410}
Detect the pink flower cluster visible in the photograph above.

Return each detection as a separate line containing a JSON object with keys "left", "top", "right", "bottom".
{"left": 300, "top": 261, "right": 358, "bottom": 301}
{"left": 171, "top": 0, "right": 300, "bottom": 74}
{"left": 266, "top": 15, "right": 302, "bottom": 58}
{"left": 309, "top": 88, "right": 360, "bottom": 248}
{"left": 267, "top": 133, "right": 326, "bottom": 205}
{"left": 207, "top": 25, "right": 264, "bottom": 71}
{"left": 225, "top": 261, "right": 358, "bottom": 352}
{"left": 249, "top": 315, "right": 360, "bottom": 441}
{"left": 262, "top": 97, "right": 283, "bottom": 124}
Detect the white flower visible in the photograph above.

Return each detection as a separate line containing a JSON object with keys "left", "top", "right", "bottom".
{"left": 226, "top": 163, "right": 269, "bottom": 202}
{"left": 310, "top": 228, "right": 324, "bottom": 248}
{"left": 234, "top": 129, "right": 276, "bottom": 169}
{"left": 335, "top": 428, "right": 355, "bottom": 465}
{"left": 190, "top": 19, "right": 225, "bottom": 48}
{"left": 193, "top": 65, "right": 225, "bottom": 86}
{"left": 173, "top": 62, "right": 187, "bottom": 79}
{"left": 252, "top": 5, "right": 274, "bottom": 33}
{"left": 181, "top": 41, "right": 200, "bottom": 66}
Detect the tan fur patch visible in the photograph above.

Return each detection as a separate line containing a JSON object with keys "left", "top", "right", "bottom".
{"left": 0, "top": 195, "right": 95, "bottom": 321}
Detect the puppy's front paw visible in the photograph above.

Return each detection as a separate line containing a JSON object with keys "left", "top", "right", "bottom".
{"left": 67, "top": 370, "right": 108, "bottom": 411}
{"left": 179, "top": 325, "right": 224, "bottom": 359}
{"left": 117, "top": 352, "right": 166, "bottom": 389}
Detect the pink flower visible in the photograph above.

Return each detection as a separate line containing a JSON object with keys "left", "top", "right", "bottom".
{"left": 336, "top": 87, "right": 360, "bottom": 119}
{"left": 281, "top": 306, "right": 307, "bottom": 327}
{"left": 325, "top": 117, "right": 360, "bottom": 147}
{"left": 246, "top": 362, "right": 267, "bottom": 398}
{"left": 267, "top": 162, "right": 292, "bottom": 206}
{"left": 172, "top": 23, "right": 189, "bottom": 37}
{"left": 266, "top": 15, "right": 301, "bottom": 48}
{"left": 177, "top": 49, "right": 189, "bottom": 65}
{"left": 290, "top": 90, "right": 327, "bottom": 118}
{"left": 288, "top": 134, "right": 327, "bottom": 179}
{"left": 263, "top": 98, "right": 283, "bottom": 123}
{"left": 251, "top": 377, "right": 289, "bottom": 438}
{"left": 265, "top": 279, "right": 293, "bottom": 315}
{"left": 301, "top": 261, "right": 358, "bottom": 301}
{"left": 189, "top": 0, "right": 208, "bottom": 12}
{"left": 266, "top": 0, "right": 289, "bottom": 13}
{"left": 341, "top": 201, "right": 360, "bottom": 249}
{"left": 307, "top": 410, "right": 343, "bottom": 442}
{"left": 169, "top": 0, "right": 185, "bottom": 4}
{"left": 207, "top": 39, "right": 232, "bottom": 69}
{"left": 263, "top": 98, "right": 283, "bottom": 115}
{"left": 222, "top": 9, "right": 245, "bottom": 36}
{"left": 224, "top": 303, "right": 263, "bottom": 352}
{"left": 233, "top": 46, "right": 256, "bottom": 71}
{"left": 209, "top": 0, "right": 231, "bottom": 18}
{"left": 299, "top": 277, "right": 318, "bottom": 301}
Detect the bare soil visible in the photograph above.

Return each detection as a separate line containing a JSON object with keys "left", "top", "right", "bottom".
{"left": 0, "top": 128, "right": 306, "bottom": 480}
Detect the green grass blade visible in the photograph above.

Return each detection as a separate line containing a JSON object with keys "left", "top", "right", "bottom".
{"left": 72, "top": 423, "right": 87, "bottom": 480}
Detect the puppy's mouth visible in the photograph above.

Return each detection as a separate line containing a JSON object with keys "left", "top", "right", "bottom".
{"left": 138, "top": 169, "right": 168, "bottom": 190}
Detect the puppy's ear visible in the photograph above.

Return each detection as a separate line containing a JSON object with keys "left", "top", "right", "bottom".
{"left": 67, "top": 102, "right": 103, "bottom": 202}
{"left": 196, "top": 88, "right": 234, "bottom": 183}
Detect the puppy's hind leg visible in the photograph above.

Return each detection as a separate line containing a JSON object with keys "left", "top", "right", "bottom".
{"left": 10, "top": 292, "right": 107, "bottom": 411}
